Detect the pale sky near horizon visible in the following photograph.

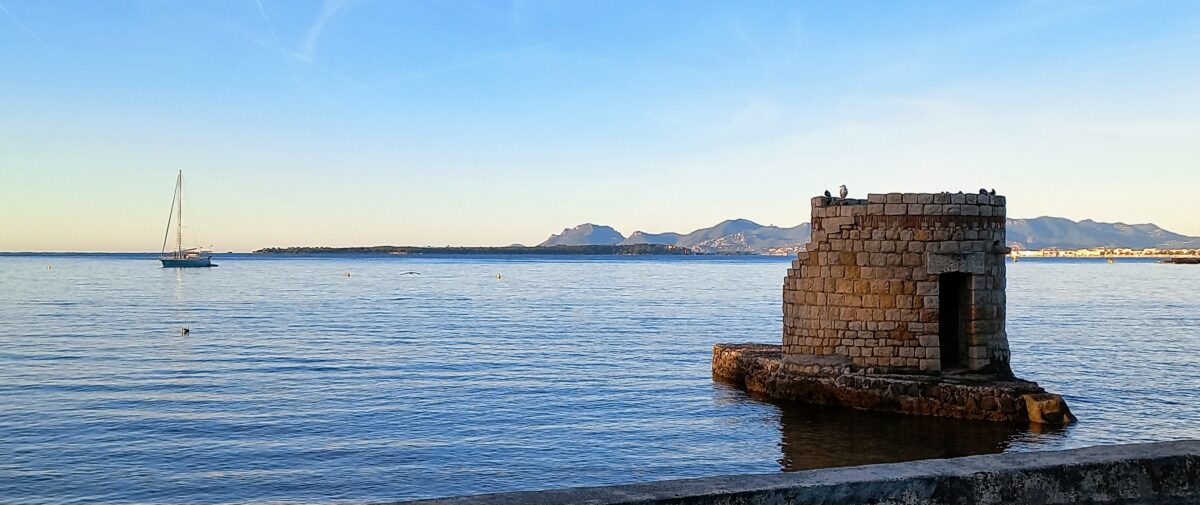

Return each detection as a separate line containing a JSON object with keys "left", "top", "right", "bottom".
{"left": 2, "top": 1, "right": 1199, "bottom": 252}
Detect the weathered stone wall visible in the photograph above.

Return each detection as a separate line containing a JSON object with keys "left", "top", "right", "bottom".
{"left": 783, "top": 192, "right": 1011, "bottom": 374}
{"left": 395, "top": 440, "right": 1200, "bottom": 505}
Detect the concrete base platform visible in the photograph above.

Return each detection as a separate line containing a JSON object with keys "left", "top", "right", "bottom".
{"left": 714, "top": 343, "right": 1075, "bottom": 424}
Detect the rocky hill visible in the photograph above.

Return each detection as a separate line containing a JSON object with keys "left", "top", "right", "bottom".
{"left": 543, "top": 217, "right": 1199, "bottom": 253}
{"left": 1007, "top": 217, "right": 1200, "bottom": 249}
{"left": 538, "top": 224, "right": 625, "bottom": 247}
{"left": 619, "top": 231, "right": 682, "bottom": 246}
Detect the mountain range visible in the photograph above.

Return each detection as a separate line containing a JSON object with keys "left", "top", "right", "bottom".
{"left": 539, "top": 217, "right": 1200, "bottom": 254}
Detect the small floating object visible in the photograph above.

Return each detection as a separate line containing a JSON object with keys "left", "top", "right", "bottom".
{"left": 180, "top": 326, "right": 190, "bottom": 336}
{"left": 345, "top": 272, "right": 352, "bottom": 277}
{"left": 400, "top": 271, "right": 420, "bottom": 275}
{"left": 1107, "top": 258, "right": 1116, "bottom": 264}
{"left": 496, "top": 274, "right": 503, "bottom": 280}
{"left": 48, "top": 265, "right": 52, "bottom": 270}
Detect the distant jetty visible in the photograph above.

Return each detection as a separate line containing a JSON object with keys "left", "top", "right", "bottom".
{"left": 1162, "top": 257, "right": 1200, "bottom": 264}
{"left": 253, "top": 244, "right": 694, "bottom": 256}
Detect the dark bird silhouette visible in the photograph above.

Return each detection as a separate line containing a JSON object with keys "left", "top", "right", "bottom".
{"left": 979, "top": 188, "right": 988, "bottom": 195}
{"left": 824, "top": 189, "right": 832, "bottom": 198}
{"left": 989, "top": 189, "right": 996, "bottom": 196}
{"left": 180, "top": 327, "right": 190, "bottom": 337}
{"left": 823, "top": 189, "right": 832, "bottom": 205}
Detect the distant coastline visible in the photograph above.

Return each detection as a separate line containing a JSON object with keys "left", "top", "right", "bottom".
{"left": 252, "top": 244, "right": 698, "bottom": 256}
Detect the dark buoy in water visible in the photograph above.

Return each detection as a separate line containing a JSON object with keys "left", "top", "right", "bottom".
{"left": 180, "top": 327, "right": 190, "bottom": 337}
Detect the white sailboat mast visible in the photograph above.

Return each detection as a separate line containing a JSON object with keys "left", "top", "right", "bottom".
{"left": 176, "top": 170, "right": 183, "bottom": 256}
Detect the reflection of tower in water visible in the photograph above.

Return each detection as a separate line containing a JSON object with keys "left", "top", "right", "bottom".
{"left": 774, "top": 402, "right": 1065, "bottom": 471}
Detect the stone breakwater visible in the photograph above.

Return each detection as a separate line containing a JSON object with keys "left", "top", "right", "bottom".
{"left": 395, "top": 440, "right": 1200, "bottom": 505}
{"left": 713, "top": 343, "right": 1075, "bottom": 424}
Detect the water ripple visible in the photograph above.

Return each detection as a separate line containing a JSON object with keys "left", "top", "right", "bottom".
{"left": 0, "top": 255, "right": 1197, "bottom": 503}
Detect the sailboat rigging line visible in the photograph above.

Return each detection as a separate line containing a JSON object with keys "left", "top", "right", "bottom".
{"left": 161, "top": 172, "right": 179, "bottom": 256}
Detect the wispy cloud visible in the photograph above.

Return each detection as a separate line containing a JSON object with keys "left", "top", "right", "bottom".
{"left": 299, "top": 0, "right": 353, "bottom": 62}
{"left": 253, "top": 0, "right": 290, "bottom": 64}
{"left": 0, "top": 1, "right": 46, "bottom": 48}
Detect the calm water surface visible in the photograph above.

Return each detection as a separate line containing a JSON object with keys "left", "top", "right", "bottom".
{"left": 1, "top": 255, "right": 1197, "bottom": 503}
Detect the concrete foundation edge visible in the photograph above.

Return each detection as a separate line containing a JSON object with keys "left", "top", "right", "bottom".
{"left": 713, "top": 342, "right": 1075, "bottom": 424}
{"left": 393, "top": 440, "right": 1200, "bottom": 505}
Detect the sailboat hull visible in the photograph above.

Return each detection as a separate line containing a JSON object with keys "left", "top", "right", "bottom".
{"left": 161, "top": 256, "right": 215, "bottom": 268}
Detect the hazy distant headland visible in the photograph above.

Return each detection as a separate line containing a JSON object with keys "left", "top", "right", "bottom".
{"left": 253, "top": 244, "right": 694, "bottom": 255}
{"left": 254, "top": 216, "right": 1200, "bottom": 256}
{"left": 537, "top": 216, "right": 1200, "bottom": 254}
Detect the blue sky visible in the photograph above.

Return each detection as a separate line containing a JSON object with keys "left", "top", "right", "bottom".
{"left": 2, "top": 1, "right": 1198, "bottom": 251}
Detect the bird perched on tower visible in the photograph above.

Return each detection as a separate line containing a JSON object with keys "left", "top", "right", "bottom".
{"left": 838, "top": 185, "right": 848, "bottom": 199}
{"left": 823, "top": 189, "right": 832, "bottom": 204}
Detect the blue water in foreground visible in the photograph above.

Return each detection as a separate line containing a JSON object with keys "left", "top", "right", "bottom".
{"left": 1, "top": 254, "right": 1198, "bottom": 504}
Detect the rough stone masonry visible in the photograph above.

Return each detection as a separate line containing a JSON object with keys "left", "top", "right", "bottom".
{"left": 714, "top": 192, "right": 1075, "bottom": 424}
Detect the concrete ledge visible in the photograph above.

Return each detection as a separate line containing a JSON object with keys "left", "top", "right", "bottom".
{"left": 393, "top": 440, "right": 1200, "bottom": 505}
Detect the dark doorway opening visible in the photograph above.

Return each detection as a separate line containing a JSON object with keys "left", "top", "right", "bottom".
{"left": 938, "top": 273, "right": 969, "bottom": 369}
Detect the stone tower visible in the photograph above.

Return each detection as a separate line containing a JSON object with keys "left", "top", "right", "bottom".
{"left": 782, "top": 192, "right": 1012, "bottom": 376}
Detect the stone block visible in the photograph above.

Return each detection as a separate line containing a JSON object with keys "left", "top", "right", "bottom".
{"left": 907, "top": 203, "right": 923, "bottom": 214}
{"left": 1023, "top": 393, "right": 1077, "bottom": 424}
{"left": 884, "top": 203, "right": 906, "bottom": 215}
{"left": 916, "top": 194, "right": 933, "bottom": 204}
{"left": 950, "top": 193, "right": 965, "bottom": 204}
{"left": 867, "top": 193, "right": 886, "bottom": 204}
{"left": 886, "top": 193, "right": 903, "bottom": 203}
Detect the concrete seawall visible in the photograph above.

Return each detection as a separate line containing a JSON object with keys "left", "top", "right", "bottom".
{"left": 394, "top": 440, "right": 1199, "bottom": 505}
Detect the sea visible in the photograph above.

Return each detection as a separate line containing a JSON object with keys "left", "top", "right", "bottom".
{"left": 1, "top": 254, "right": 1198, "bottom": 504}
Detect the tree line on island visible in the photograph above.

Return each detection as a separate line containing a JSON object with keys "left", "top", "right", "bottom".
{"left": 254, "top": 216, "right": 1200, "bottom": 255}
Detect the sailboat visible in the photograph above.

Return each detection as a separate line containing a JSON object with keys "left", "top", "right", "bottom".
{"left": 160, "top": 170, "right": 215, "bottom": 268}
